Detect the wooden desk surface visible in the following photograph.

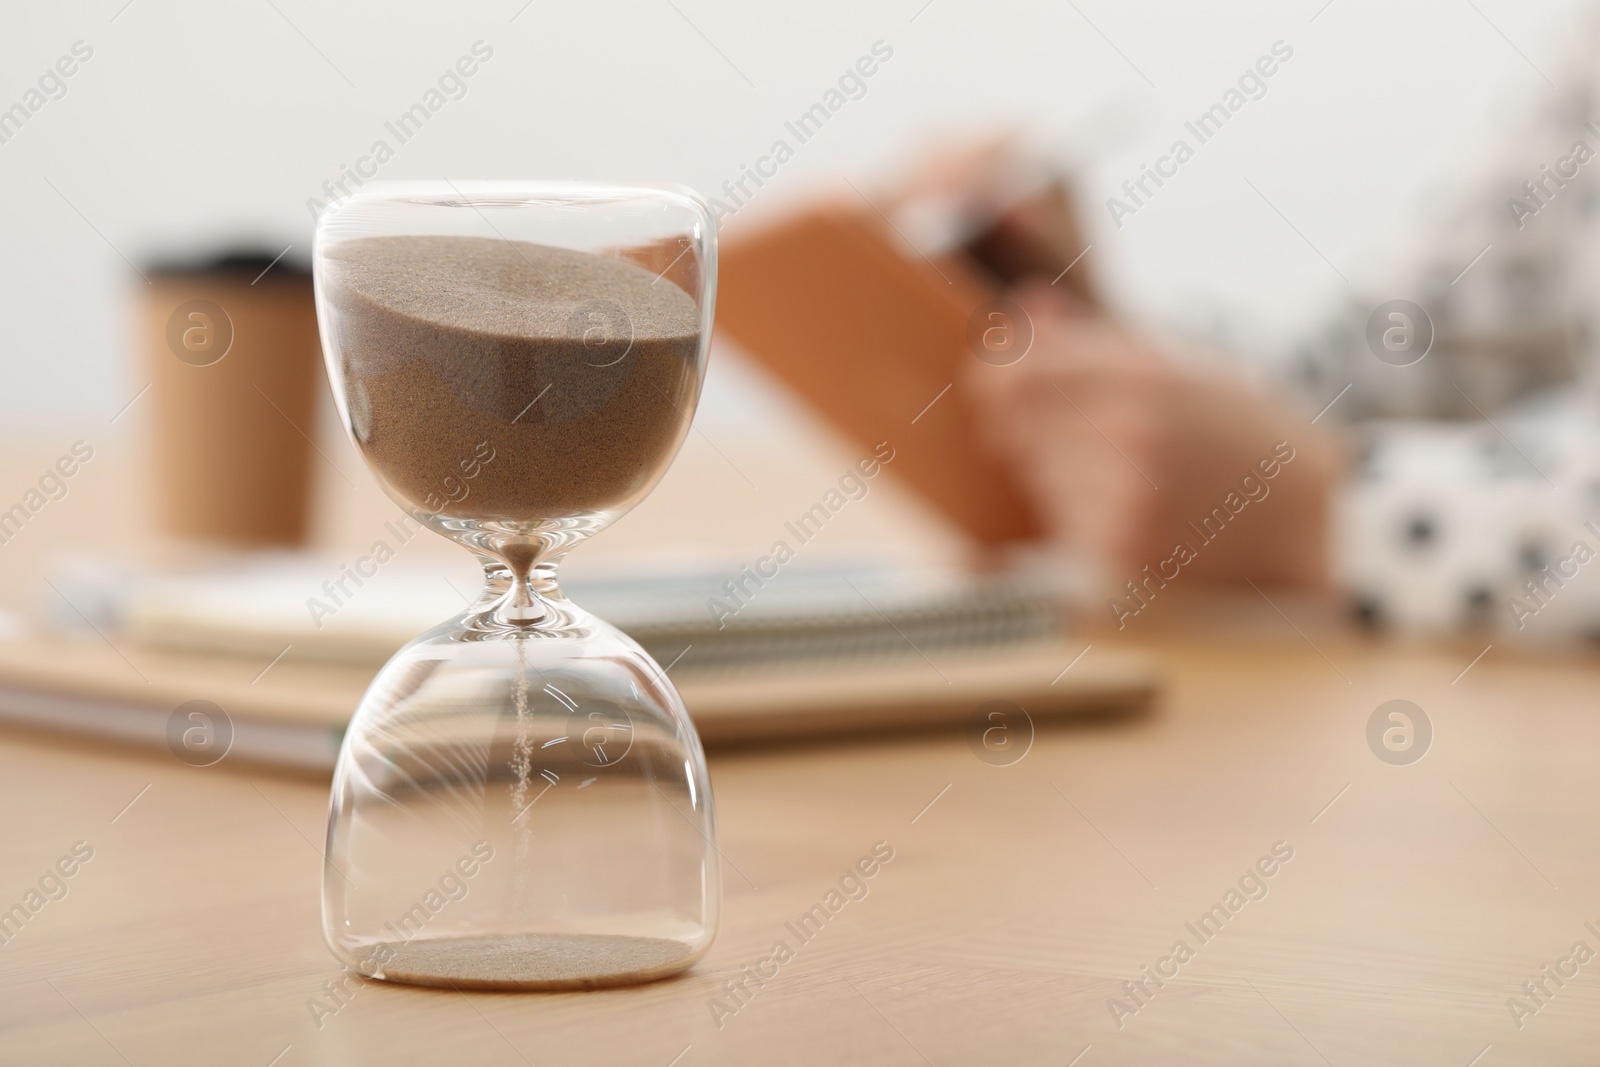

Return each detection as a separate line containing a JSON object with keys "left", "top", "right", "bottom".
{"left": 2, "top": 632, "right": 1597, "bottom": 1066}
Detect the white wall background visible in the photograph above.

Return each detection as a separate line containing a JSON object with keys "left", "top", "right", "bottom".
{"left": 0, "top": 0, "right": 1590, "bottom": 440}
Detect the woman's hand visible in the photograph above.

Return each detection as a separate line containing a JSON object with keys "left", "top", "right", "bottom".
{"left": 966, "top": 284, "right": 1344, "bottom": 588}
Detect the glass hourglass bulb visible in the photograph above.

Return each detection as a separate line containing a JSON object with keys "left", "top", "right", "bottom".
{"left": 311, "top": 182, "right": 720, "bottom": 990}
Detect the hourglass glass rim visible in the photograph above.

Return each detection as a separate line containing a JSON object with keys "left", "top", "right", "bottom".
{"left": 313, "top": 180, "right": 715, "bottom": 225}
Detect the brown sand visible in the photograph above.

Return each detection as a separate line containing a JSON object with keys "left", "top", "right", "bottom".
{"left": 324, "top": 235, "right": 701, "bottom": 521}
{"left": 373, "top": 932, "right": 699, "bottom": 990}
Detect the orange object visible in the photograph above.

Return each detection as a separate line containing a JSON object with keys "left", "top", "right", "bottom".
{"left": 717, "top": 199, "right": 1048, "bottom": 545}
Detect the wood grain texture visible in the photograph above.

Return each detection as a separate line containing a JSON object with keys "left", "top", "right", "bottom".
{"left": 1, "top": 632, "right": 1598, "bottom": 1065}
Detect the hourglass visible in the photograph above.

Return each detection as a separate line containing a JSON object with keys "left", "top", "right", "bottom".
{"left": 311, "top": 182, "right": 719, "bottom": 989}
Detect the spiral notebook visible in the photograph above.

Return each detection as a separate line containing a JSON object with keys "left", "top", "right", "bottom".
{"left": 0, "top": 559, "right": 1157, "bottom": 771}
{"left": 110, "top": 558, "right": 1070, "bottom": 672}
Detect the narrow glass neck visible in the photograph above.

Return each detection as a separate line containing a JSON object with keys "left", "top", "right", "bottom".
{"left": 440, "top": 517, "right": 606, "bottom": 634}
{"left": 474, "top": 554, "right": 563, "bottom": 628}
